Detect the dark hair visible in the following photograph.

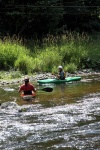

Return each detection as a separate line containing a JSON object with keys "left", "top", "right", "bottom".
{"left": 25, "top": 79, "right": 29, "bottom": 86}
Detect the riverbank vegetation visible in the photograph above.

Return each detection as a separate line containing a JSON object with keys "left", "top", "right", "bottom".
{"left": 0, "top": 32, "right": 100, "bottom": 74}
{"left": 0, "top": 1, "right": 100, "bottom": 75}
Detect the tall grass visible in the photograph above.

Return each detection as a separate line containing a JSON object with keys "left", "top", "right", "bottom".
{"left": 0, "top": 32, "right": 100, "bottom": 74}
{"left": 32, "top": 32, "right": 89, "bottom": 73}
{"left": 86, "top": 40, "right": 100, "bottom": 68}
{"left": 33, "top": 47, "right": 62, "bottom": 72}
{"left": 0, "top": 36, "right": 31, "bottom": 73}
{"left": 14, "top": 55, "right": 34, "bottom": 74}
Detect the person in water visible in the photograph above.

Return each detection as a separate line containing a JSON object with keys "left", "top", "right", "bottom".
{"left": 18, "top": 76, "right": 36, "bottom": 95}
{"left": 57, "top": 65, "right": 66, "bottom": 80}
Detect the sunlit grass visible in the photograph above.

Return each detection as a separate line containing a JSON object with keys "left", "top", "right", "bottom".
{"left": 0, "top": 32, "right": 100, "bottom": 75}
{"left": 0, "top": 37, "right": 30, "bottom": 71}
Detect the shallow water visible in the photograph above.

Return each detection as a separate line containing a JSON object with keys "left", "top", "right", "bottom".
{"left": 0, "top": 75, "right": 100, "bottom": 150}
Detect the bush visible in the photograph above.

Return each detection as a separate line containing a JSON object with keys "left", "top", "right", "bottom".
{"left": 33, "top": 47, "right": 62, "bottom": 72}
{"left": 0, "top": 39, "right": 30, "bottom": 70}
{"left": 64, "top": 63, "right": 77, "bottom": 73}
{"left": 0, "top": 32, "right": 100, "bottom": 74}
{"left": 58, "top": 40, "right": 88, "bottom": 67}
{"left": 51, "top": 66, "right": 58, "bottom": 74}
{"left": 15, "top": 55, "right": 34, "bottom": 74}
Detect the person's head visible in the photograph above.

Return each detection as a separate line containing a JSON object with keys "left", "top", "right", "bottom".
{"left": 58, "top": 65, "right": 63, "bottom": 71}
{"left": 24, "top": 76, "right": 29, "bottom": 84}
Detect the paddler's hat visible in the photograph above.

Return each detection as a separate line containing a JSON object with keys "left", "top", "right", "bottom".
{"left": 58, "top": 65, "right": 63, "bottom": 69}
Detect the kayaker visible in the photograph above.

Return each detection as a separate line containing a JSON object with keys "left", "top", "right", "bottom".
{"left": 18, "top": 76, "right": 36, "bottom": 95}
{"left": 57, "top": 66, "right": 66, "bottom": 80}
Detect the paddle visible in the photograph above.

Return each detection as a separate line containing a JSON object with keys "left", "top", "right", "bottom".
{"left": 40, "top": 87, "right": 53, "bottom": 92}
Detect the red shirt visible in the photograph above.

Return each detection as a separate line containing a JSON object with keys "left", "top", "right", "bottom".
{"left": 19, "top": 83, "right": 35, "bottom": 93}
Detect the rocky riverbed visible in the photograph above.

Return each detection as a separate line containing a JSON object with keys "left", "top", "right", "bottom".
{"left": 0, "top": 69, "right": 100, "bottom": 86}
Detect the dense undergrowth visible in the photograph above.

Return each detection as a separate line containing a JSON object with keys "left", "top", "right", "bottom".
{"left": 0, "top": 32, "right": 100, "bottom": 74}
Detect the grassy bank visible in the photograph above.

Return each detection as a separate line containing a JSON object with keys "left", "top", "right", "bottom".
{"left": 0, "top": 32, "right": 100, "bottom": 74}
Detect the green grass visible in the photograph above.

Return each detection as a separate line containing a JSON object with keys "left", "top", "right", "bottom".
{"left": 0, "top": 32, "right": 100, "bottom": 75}
{"left": 0, "top": 36, "right": 31, "bottom": 72}
{"left": 33, "top": 47, "right": 62, "bottom": 72}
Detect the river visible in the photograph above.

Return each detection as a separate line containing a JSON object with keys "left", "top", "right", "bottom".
{"left": 0, "top": 75, "right": 100, "bottom": 150}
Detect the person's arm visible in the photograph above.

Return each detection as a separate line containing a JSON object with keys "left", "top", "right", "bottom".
{"left": 18, "top": 85, "right": 23, "bottom": 93}
{"left": 56, "top": 71, "right": 61, "bottom": 79}
{"left": 31, "top": 85, "right": 36, "bottom": 93}
{"left": 33, "top": 87, "right": 36, "bottom": 93}
{"left": 18, "top": 89, "right": 21, "bottom": 93}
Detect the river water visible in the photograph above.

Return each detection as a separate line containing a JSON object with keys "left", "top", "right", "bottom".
{"left": 0, "top": 75, "right": 100, "bottom": 150}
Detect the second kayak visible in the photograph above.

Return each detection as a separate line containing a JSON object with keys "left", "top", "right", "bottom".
{"left": 37, "top": 76, "right": 81, "bottom": 84}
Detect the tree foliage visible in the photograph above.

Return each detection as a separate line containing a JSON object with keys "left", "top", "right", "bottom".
{"left": 0, "top": 0, "right": 100, "bottom": 37}
{"left": 0, "top": 0, "right": 64, "bottom": 36}
{"left": 62, "top": 0, "right": 100, "bottom": 31}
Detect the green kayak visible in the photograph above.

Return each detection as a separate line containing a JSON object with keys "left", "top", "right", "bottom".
{"left": 37, "top": 76, "right": 81, "bottom": 84}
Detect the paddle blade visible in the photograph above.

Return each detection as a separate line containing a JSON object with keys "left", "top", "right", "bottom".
{"left": 42, "top": 87, "right": 53, "bottom": 92}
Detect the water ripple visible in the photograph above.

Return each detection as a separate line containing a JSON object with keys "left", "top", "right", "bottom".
{"left": 0, "top": 93, "right": 100, "bottom": 150}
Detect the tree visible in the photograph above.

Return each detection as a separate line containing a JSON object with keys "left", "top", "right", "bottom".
{"left": 0, "top": 0, "right": 100, "bottom": 37}
{"left": 0, "top": 0, "right": 64, "bottom": 37}
{"left": 62, "top": 0, "right": 100, "bottom": 32}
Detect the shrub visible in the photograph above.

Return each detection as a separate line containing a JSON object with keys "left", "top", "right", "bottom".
{"left": 51, "top": 66, "right": 58, "bottom": 74}
{"left": 58, "top": 41, "right": 88, "bottom": 67}
{"left": 0, "top": 32, "right": 100, "bottom": 74}
{"left": 15, "top": 55, "right": 34, "bottom": 74}
{"left": 0, "top": 39, "right": 30, "bottom": 70}
{"left": 64, "top": 63, "right": 77, "bottom": 73}
{"left": 33, "top": 47, "right": 62, "bottom": 72}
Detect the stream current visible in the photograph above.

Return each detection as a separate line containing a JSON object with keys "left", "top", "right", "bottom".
{"left": 0, "top": 75, "right": 100, "bottom": 150}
